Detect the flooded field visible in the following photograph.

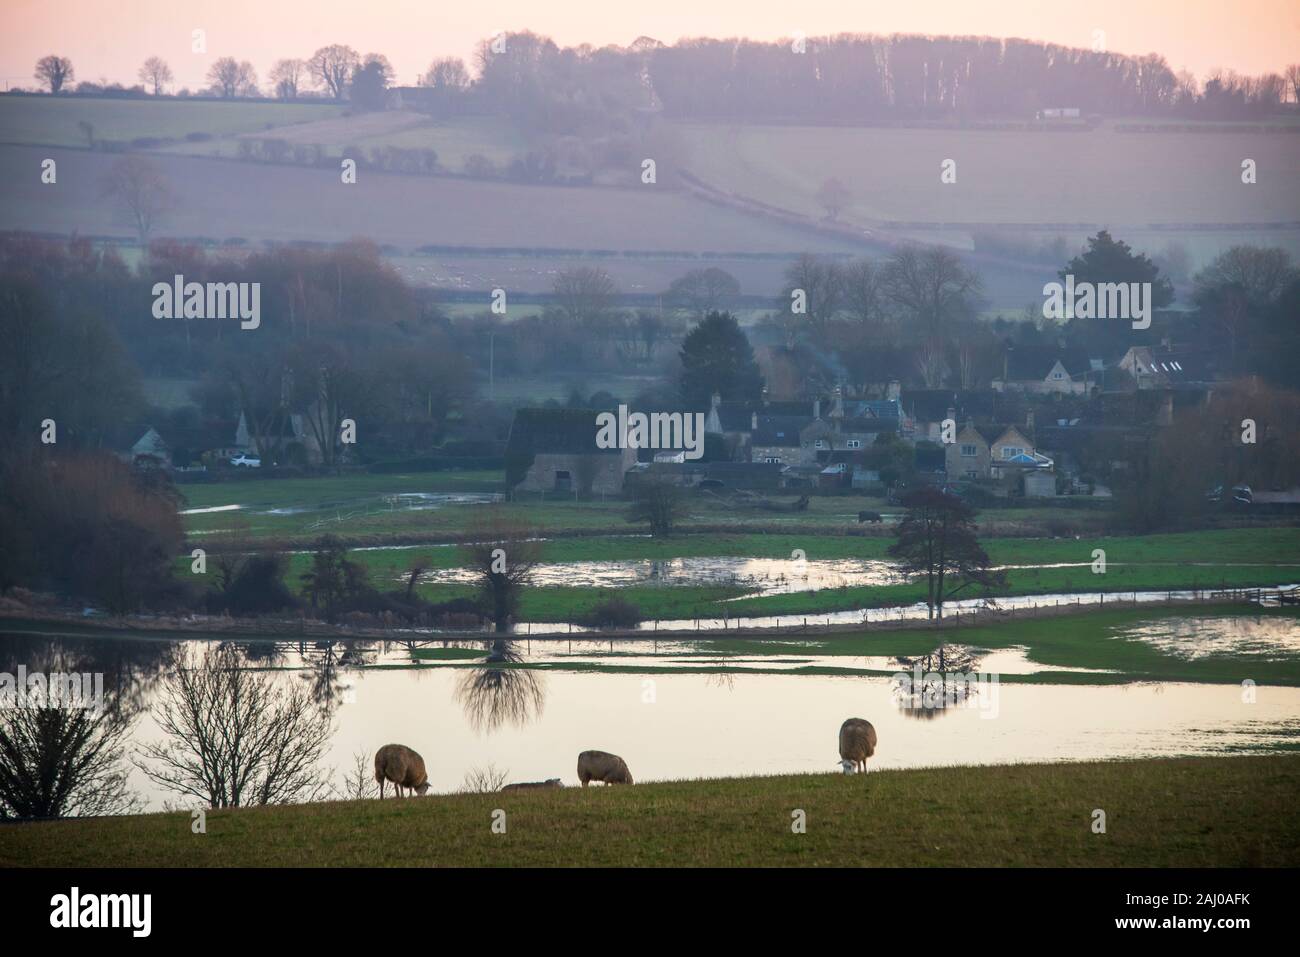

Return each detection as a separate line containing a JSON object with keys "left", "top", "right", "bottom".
{"left": 6, "top": 609, "right": 1297, "bottom": 811}
{"left": 416, "top": 556, "right": 906, "bottom": 594}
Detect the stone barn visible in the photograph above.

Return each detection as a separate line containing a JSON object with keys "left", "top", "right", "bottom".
{"left": 506, "top": 408, "right": 636, "bottom": 495}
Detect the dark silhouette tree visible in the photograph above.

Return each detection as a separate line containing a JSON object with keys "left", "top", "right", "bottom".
{"left": 678, "top": 310, "right": 764, "bottom": 408}
{"left": 888, "top": 486, "right": 1004, "bottom": 620}
{"left": 34, "top": 55, "right": 73, "bottom": 93}
{"left": 1060, "top": 230, "right": 1175, "bottom": 309}
{"left": 625, "top": 476, "right": 689, "bottom": 537}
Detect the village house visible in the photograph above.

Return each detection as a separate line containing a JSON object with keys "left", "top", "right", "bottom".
{"left": 992, "top": 345, "right": 1096, "bottom": 395}
{"left": 946, "top": 421, "right": 1051, "bottom": 482}
{"left": 235, "top": 408, "right": 325, "bottom": 466}
{"left": 1116, "top": 346, "right": 1212, "bottom": 390}
{"left": 122, "top": 422, "right": 245, "bottom": 470}
{"left": 506, "top": 408, "right": 637, "bottom": 494}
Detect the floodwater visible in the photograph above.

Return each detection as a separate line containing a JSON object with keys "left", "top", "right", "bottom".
{"left": 3, "top": 610, "right": 1297, "bottom": 811}
{"left": 417, "top": 557, "right": 906, "bottom": 594}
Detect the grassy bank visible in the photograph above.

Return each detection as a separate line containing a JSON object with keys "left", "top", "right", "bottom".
{"left": 3, "top": 755, "right": 1296, "bottom": 867}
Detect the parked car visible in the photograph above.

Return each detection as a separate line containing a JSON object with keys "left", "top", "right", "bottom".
{"left": 1232, "top": 484, "right": 1253, "bottom": 505}
{"left": 230, "top": 454, "right": 261, "bottom": 468}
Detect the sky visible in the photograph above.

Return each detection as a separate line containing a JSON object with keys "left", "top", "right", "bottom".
{"left": 1, "top": 0, "right": 1297, "bottom": 92}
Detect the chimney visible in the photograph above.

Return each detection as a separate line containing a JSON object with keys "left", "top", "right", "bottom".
{"left": 1026, "top": 409, "right": 1035, "bottom": 434}
{"left": 946, "top": 406, "right": 956, "bottom": 423}
{"left": 887, "top": 378, "right": 901, "bottom": 401}
{"left": 761, "top": 386, "right": 769, "bottom": 407}
{"left": 751, "top": 411, "right": 758, "bottom": 430}
{"left": 813, "top": 399, "right": 821, "bottom": 420}
{"left": 710, "top": 391, "right": 721, "bottom": 410}
{"left": 1158, "top": 391, "right": 1173, "bottom": 426}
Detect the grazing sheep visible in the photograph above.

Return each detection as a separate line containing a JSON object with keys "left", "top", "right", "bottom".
{"left": 839, "top": 759, "right": 858, "bottom": 774}
{"left": 577, "top": 750, "right": 633, "bottom": 786}
{"left": 838, "top": 718, "right": 878, "bottom": 773}
{"left": 857, "top": 511, "right": 883, "bottom": 523}
{"left": 374, "top": 743, "right": 431, "bottom": 798}
{"left": 501, "top": 778, "right": 563, "bottom": 792}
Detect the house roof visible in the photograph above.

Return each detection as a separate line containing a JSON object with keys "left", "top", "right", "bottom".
{"left": 752, "top": 415, "right": 809, "bottom": 447}
{"left": 1004, "top": 346, "right": 1093, "bottom": 381}
{"left": 506, "top": 408, "right": 622, "bottom": 456}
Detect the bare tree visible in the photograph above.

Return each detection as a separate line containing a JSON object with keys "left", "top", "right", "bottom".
{"left": 460, "top": 763, "right": 509, "bottom": 793}
{"left": 461, "top": 513, "right": 540, "bottom": 632}
{"left": 270, "top": 58, "right": 306, "bottom": 99}
{"left": 553, "top": 266, "right": 617, "bottom": 325}
{"left": 781, "top": 253, "right": 843, "bottom": 336}
{"left": 34, "top": 55, "right": 73, "bottom": 93}
{"left": 882, "top": 245, "right": 982, "bottom": 341}
{"left": 138, "top": 56, "right": 173, "bottom": 96}
{"left": 1286, "top": 64, "right": 1300, "bottom": 105}
{"left": 207, "top": 57, "right": 257, "bottom": 98}
{"left": 666, "top": 267, "right": 740, "bottom": 318}
{"left": 840, "top": 258, "right": 883, "bottom": 324}
{"left": 338, "top": 749, "right": 378, "bottom": 800}
{"left": 134, "top": 644, "right": 334, "bottom": 808}
{"left": 815, "top": 176, "right": 851, "bottom": 220}
{"left": 309, "top": 44, "right": 361, "bottom": 100}
{"left": 625, "top": 476, "right": 689, "bottom": 537}
{"left": 422, "top": 57, "right": 470, "bottom": 91}
{"left": 101, "top": 155, "right": 174, "bottom": 243}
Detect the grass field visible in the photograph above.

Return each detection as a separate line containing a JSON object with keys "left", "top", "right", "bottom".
{"left": 0, "top": 96, "right": 344, "bottom": 148}
{"left": 0, "top": 143, "right": 863, "bottom": 256}
{"left": 3, "top": 755, "right": 1295, "bottom": 867}
{"left": 387, "top": 605, "right": 1300, "bottom": 685}
{"left": 676, "top": 121, "right": 1300, "bottom": 229}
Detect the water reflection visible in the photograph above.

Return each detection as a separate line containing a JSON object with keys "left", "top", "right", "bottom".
{"left": 453, "top": 639, "right": 547, "bottom": 734}
{"left": 416, "top": 556, "right": 905, "bottom": 596}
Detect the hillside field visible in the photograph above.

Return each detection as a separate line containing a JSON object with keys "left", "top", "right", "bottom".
{"left": 2, "top": 756, "right": 1295, "bottom": 867}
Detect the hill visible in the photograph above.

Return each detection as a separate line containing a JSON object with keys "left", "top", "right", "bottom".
{"left": 2, "top": 756, "right": 1296, "bottom": 867}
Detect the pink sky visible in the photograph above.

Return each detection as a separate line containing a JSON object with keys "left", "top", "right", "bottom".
{"left": 1, "top": 0, "right": 1297, "bottom": 92}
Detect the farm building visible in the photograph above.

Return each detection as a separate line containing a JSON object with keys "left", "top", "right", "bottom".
{"left": 506, "top": 408, "right": 637, "bottom": 494}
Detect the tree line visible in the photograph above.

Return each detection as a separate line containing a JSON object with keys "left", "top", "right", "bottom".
{"left": 31, "top": 34, "right": 1300, "bottom": 126}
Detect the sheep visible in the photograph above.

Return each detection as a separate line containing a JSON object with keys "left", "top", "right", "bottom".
{"left": 577, "top": 750, "right": 633, "bottom": 786}
{"left": 374, "top": 743, "right": 431, "bottom": 798}
{"left": 838, "top": 718, "right": 878, "bottom": 773}
{"left": 501, "top": 778, "right": 563, "bottom": 792}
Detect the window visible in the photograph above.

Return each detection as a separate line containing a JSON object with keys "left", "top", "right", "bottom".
{"left": 965, "top": 470, "right": 979, "bottom": 479}
{"left": 961, "top": 444, "right": 977, "bottom": 457}
{"left": 814, "top": 439, "right": 826, "bottom": 449}
{"left": 847, "top": 439, "right": 861, "bottom": 449}
{"left": 764, "top": 456, "right": 782, "bottom": 464}
{"left": 1001, "top": 447, "right": 1024, "bottom": 459}
{"left": 1051, "top": 371, "right": 1063, "bottom": 379}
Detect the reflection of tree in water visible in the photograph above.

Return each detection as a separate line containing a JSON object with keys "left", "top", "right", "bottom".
{"left": 454, "top": 639, "right": 546, "bottom": 734}
{"left": 705, "top": 671, "right": 736, "bottom": 691}
{"left": 0, "top": 634, "right": 173, "bottom": 818}
{"left": 892, "top": 645, "right": 987, "bottom": 720}
{"left": 294, "top": 638, "right": 378, "bottom": 714}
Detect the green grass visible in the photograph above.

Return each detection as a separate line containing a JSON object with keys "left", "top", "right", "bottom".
{"left": 3, "top": 755, "right": 1295, "bottom": 867}
{"left": 397, "top": 606, "right": 1300, "bottom": 686}
{"left": 0, "top": 96, "right": 344, "bottom": 148}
